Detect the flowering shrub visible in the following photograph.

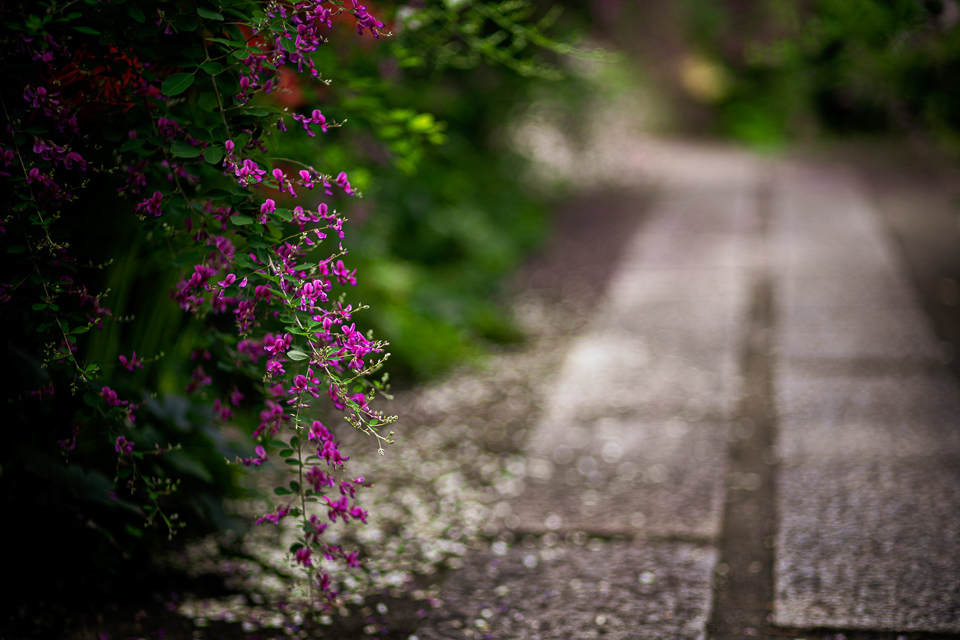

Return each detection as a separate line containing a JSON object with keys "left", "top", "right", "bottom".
{"left": 1, "top": 1, "right": 595, "bottom": 623}
{"left": 1, "top": 0, "right": 397, "bottom": 608}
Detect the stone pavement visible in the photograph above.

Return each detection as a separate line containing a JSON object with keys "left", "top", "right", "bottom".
{"left": 411, "top": 144, "right": 960, "bottom": 640}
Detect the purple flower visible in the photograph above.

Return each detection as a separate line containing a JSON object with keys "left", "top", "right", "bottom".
{"left": 115, "top": 436, "right": 134, "bottom": 456}
{"left": 102, "top": 386, "right": 123, "bottom": 407}
{"left": 336, "top": 171, "right": 355, "bottom": 196}
{"left": 306, "top": 465, "right": 336, "bottom": 492}
{"left": 118, "top": 351, "right": 144, "bottom": 371}
{"left": 229, "top": 387, "right": 245, "bottom": 406}
{"left": 308, "top": 420, "right": 331, "bottom": 442}
{"left": 135, "top": 191, "right": 164, "bottom": 217}
{"left": 256, "top": 503, "right": 290, "bottom": 525}
{"left": 295, "top": 546, "right": 312, "bottom": 566}
{"left": 325, "top": 495, "right": 350, "bottom": 522}
{"left": 242, "top": 445, "right": 268, "bottom": 467}
{"left": 259, "top": 198, "right": 276, "bottom": 224}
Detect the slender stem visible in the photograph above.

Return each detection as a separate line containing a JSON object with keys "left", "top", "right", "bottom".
{"left": 1, "top": 94, "right": 86, "bottom": 384}
{"left": 202, "top": 35, "right": 234, "bottom": 139}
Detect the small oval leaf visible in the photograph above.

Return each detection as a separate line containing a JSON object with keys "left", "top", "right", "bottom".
{"left": 287, "top": 349, "right": 309, "bottom": 361}
{"left": 126, "top": 4, "right": 145, "bottom": 22}
{"left": 161, "top": 72, "right": 195, "bottom": 96}
{"left": 231, "top": 215, "right": 254, "bottom": 226}
{"left": 197, "top": 7, "right": 224, "bottom": 20}
{"left": 202, "top": 146, "right": 224, "bottom": 165}
{"left": 200, "top": 61, "right": 224, "bottom": 75}
{"left": 170, "top": 141, "right": 202, "bottom": 158}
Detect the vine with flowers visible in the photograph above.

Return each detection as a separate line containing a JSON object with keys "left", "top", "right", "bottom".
{"left": 1, "top": 0, "right": 404, "bottom": 609}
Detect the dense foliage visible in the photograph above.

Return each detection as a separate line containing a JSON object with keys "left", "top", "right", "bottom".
{"left": 0, "top": 0, "right": 589, "bottom": 622}
{"left": 0, "top": 0, "right": 409, "bottom": 611}
{"left": 677, "top": 0, "right": 960, "bottom": 149}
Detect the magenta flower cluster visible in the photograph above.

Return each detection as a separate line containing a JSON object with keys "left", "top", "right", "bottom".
{"left": 6, "top": 0, "right": 395, "bottom": 609}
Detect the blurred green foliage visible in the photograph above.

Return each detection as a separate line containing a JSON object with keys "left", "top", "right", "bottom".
{"left": 679, "top": 0, "right": 960, "bottom": 150}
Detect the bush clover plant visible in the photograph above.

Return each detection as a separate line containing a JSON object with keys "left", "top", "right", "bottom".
{"left": 2, "top": 0, "right": 400, "bottom": 610}
{"left": 0, "top": 0, "right": 595, "bottom": 621}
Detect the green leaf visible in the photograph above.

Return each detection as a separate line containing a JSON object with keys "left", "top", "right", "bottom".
{"left": 284, "top": 459, "right": 302, "bottom": 466}
{"left": 409, "top": 113, "right": 437, "bottom": 132}
{"left": 200, "top": 61, "right": 224, "bottom": 75}
{"left": 198, "top": 91, "right": 219, "bottom": 111}
{"left": 290, "top": 542, "right": 304, "bottom": 553}
{"left": 170, "top": 141, "right": 202, "bottom": 158}
{"left": 278, "top": 448, "right": 295, "bottom": 457}
{"left": 287, "top": 349, "right": 308, "bottom": 361}
{"left": 176, "top": 14, "right": 198, "bottom": 31}
{"left": 273, "top": 207, "right": 293, "bottom": 222}
{"left": 7, "top": 245, "right": 26, "bottom": 254}
{"left": 203, "top": 146, "right": 224, "bottom": 165}
{"left": 31, "top": 303, "right": 47, "bottom": 311}
{"left": 206, "top": 36, "right": 245, "bottom": 48}
{"left": 280, "top": 36, "right": 296, "bottom": 53}
{"left": 274, "top": 487, "right": 293, "bottom": 496}
{"left": 72, "top": 25, "right": 101, "bottom": 35}
{"left": 197, "top": 7, "right": 224, "bottom": 20}
{"left": 173, "top": 249, "right": 202, "bottom": 267}
{"left": 231, "top": 215, "right": 254, "bottom": 226}
{"left": 289, "top": 481, "right": 301, "bottom": 493}
{"left": 126, "top": 4, "right": 146, "bottom": 22}
{"left": 119, "top": 138, "right": 145, "bottom": 152}
{"left": 161, "top": 72, "right": 195, "bottom": 96}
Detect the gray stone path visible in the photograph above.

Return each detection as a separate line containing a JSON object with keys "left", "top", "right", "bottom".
{"left": 415, "top": 148, "right": 960, "bottom": 639}
{"left": 770, "top": 164, "right": 960, "bottom": 633}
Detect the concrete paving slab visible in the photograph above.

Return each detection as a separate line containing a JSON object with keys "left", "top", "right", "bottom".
{"left": 602, "top": 269, "right": 747, "bottom": 310}
{"left": 624, "top": 232, "right": 755, "bottom": 271}
{"left": 775, "top": 371, "right": 960, "bottom": 461}
{"left": 536, "top": 332, "right": 740, "bottom": 424}
{"left": 517, "top": 417, "right": 728, "bottom": 540}
{"left": 774, "top": 460, "right": 960, "bottom": 632}
{"left": 415, "top": 541, "right": 717, "bottom": 640}
{"left": 598, "top": 302, "right": 747, "bottom": 354}
{"left": 778, "top": 272, "right": 918, "bottom": 309}
{"left": 776, "top": 241, "right": 899, "bottom": 278}
{"left": 641, "top": 187, "right": 759, "bottom": 235}
{"left": 776, "top": 303, "right": 942, "bottom": 362}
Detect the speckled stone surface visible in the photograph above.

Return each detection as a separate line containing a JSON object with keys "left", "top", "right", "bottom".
{"left": 416, "top": 161, "right": 754, "bottom": 639}
{"left": 776, "top": 302, "right": 942, "bottom": 362}
{"left": 509, "top": 176, "right": 751, "bottom": 544}
{"left": 517, "top": 417, "right": 728, "bottom": 540}
{"left": 775, "top": 461, "right": 960, "bottom": 632}
{"left": 415, "top": 541, "right": 717, "bottom": 640}
{"left": 775, "top": 370, "right": 960, "bottom": 461}
{"left": 771, "top": 164, "right": 960, "bottom": 632}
